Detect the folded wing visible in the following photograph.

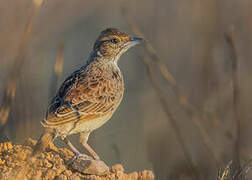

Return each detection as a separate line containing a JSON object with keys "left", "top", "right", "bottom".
{"left": 42, "top": 67, "right": 116, "bottom": 127}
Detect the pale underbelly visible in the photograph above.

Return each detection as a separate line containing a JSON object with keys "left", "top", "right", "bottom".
{"left": 55, "top": 112, "right": 113, "bottom": 137}
{"left": 53, "top": 92, "right": 124, "bottom": 138}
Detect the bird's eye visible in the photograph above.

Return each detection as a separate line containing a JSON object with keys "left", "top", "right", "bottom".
{"left": 111, "top": 38, "right": 119, "bottom": 44}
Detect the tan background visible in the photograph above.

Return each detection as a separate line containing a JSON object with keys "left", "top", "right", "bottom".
{"left": 1, "top": 0, "right": 252, "bottom": 179}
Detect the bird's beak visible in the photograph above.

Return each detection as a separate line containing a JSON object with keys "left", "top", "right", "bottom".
{"left": 124, "top": 37, "right": 145, "bottom": 48}
{"left": 130, "top": 37, "right": 144, "bottom": 42}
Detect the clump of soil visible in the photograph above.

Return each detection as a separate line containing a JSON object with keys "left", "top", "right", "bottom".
{"left": 0, "top": 139, "right": 154, "bottom": 180}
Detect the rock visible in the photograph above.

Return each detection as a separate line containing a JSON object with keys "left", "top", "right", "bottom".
{"left": 0, "top": 139, "right": 154, "bottom": 180}
{"left": 111, "top": 164, "right": 124, "bottom": 172}
{"left": 71, "top": 157, "right": 109, "bottom": 175}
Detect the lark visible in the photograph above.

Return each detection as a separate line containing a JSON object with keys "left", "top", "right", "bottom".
{"left": 34, "top": 28, "right": 143, "bottom": 162}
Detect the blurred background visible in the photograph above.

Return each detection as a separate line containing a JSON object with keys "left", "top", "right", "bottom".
{"left": 1, "top": 0, "right": 252, "bottom": 179}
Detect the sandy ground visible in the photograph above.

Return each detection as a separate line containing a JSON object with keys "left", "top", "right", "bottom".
{"left": 0, "top": 138, "right": 154, "bottom": 180}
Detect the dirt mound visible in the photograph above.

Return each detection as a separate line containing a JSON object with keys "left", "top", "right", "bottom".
{"left": 0, "top": 139, "right": 154, "bottom": 180}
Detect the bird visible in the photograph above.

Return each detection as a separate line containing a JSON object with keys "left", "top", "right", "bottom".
{"left": 34, "top": 28, "right": 144, "bottom": 163}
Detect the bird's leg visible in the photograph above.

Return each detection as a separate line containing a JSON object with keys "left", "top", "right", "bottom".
{"left": 63, "top": 137, "right": 90, "bottom": 164}
{"left": 63, "top": 137, "right": 82, "bottom": 155}
{"left": 80, "top": 132, "right": 100, "bottom": 160}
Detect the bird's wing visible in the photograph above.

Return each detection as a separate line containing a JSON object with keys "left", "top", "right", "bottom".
{"left": 42, "top": 66, "right": 118, "bottom": 127}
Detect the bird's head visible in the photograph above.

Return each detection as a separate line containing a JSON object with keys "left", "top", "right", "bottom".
{"left": 93, "top": 28, "right": 144, "bottom": 62}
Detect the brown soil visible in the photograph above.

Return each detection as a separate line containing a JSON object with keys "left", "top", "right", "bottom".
{"left": 0, "top": 138, "right": 154, "bottom": 180}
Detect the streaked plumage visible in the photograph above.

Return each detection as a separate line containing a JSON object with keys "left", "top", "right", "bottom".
{"left": 42, "top": 60, "right": 124, "bottom": 136}
{"left": 34, "top": 28, "right": 143, "bottom": 162}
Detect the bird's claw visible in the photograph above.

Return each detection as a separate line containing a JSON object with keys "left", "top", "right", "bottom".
{"left": 67, "top": 153, "right": 92, "bottom": 165}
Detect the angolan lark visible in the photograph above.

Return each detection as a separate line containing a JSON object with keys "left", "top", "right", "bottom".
{"left": 34, "top": 28, "right": 144, "bottom": 163}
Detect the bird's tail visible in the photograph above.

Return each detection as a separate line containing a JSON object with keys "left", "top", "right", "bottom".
{"left": 33, "top": 128, "right": 56, "bottom": 155}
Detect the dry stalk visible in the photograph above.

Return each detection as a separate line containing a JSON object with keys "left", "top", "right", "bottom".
{"left": 122, "top": 6, "right": 220, "bottom": 166}
{"left": 139, "top": 55, "right": 199, "bottom": 179}
{"left": 0, "top": 0, "right": 43, "bottom": 128}
{"left": 233, "top": 159, "right": 252, "bottom": 179}
{"left": 218, "top": 159, "right": 252, "bottom": 180}
{"left": 225, "top": 26, "right": 242, "bottom": 178}
{"left": 49, "top": 43, "right": 64, "bottom": 98}
{"left": 218, "top": 161, "right": 232, "bottom": 180}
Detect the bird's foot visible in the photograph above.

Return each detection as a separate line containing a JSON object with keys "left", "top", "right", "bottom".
{"left": 92, "top": 154, "right": 100, "bottom": 160}
{"left": 67, "top": 153, "right": 92, "bottom": 165}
